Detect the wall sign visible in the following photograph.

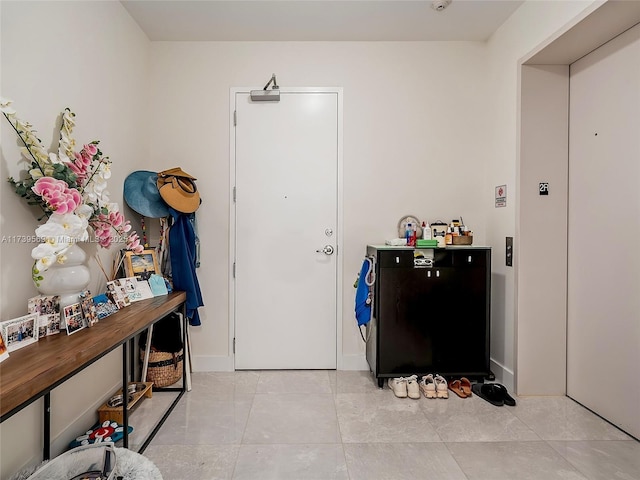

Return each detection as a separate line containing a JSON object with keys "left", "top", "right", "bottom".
{"left": 495, "top": 185, "right": 507, "bottom": 208}
{"left": 539, "top": 182, "right": 549, "bottom": 195}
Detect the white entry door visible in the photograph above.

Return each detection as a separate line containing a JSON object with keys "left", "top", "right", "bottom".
{"left": 233, "top": 90, "right": 339, "bottom": 369}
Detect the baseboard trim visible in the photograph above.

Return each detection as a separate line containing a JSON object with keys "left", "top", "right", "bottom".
{"left": 192, "top": 355, "right": 234, "bottom": 372}
{"left": 191, "top": 355, "right": 368, "bottom": 372}
{"left": 338, "top": 354, "right": 369, "bottom": 371}
{"left": 490, "top": 358, "right": 515, "bottom": 393}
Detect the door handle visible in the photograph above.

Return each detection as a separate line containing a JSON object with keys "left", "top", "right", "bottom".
{"left": 316, "top": 245, "right": 334, "bottom": 255}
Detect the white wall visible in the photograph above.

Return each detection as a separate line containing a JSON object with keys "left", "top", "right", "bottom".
{"left": 147, "top": 41, "right": 491, "bottom": 369}
{"left": 519, "top": 64, "right": 569, "bottom": 395}
{"left": 484, "top": 0, "right": 598, "bottom": 391}
{"left": 0, "top": 1, "right": 150, "bottom": 477}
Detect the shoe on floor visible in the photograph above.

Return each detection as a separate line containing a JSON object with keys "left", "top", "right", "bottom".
{"left": 405, "top": 375, "right": 420, "bottom": 399}
{"left": 434, "top": 374, "right": 449, "bottom": 399}
{"left": 472, "top": 382, "right": 504, "bottom": 406}
{"left": 448, "top": 379, "right": 466, "bottom": 398}
{"left": 492, "top": 383, "right": 516, "bottom": 406}
{"left": 460, "top": 377, "right": 472, "bottom": 397}
{"left": 449, "top": 377, "right": 473, "bottom": 398}
{"left": 388, "top": 377, "right": 407, "bottom": 398}
{"left": 419, "top": 374, "right": 437, "bottom": 399}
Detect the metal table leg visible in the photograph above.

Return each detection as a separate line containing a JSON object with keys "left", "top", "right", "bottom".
{"left": 122, "top": 342, "right": 129, "bottom": 449}
{"left": 43, "top": 393, "right": 51, "bottom": 460}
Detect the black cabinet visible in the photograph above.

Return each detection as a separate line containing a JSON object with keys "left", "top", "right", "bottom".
{"left": 365, "top": 246, "right": 491, "bottom": 388}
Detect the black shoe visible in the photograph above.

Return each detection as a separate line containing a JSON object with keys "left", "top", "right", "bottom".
{"left": 493, "top": 383, "right": 516, "bottom": 406}
{"left": 472, "top": 383, "right": 503, "bottom": 406}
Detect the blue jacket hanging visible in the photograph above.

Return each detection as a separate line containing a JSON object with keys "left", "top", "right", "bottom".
{"left": 169, "top": 208, "right": 204, "bottom": 326}
{"left": 355, "top": 259, "right": 373, "bottom": 326}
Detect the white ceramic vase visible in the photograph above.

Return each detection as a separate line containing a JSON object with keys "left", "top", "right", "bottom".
{"left": 36, "top": 243, "right": 91, "bottom": 308}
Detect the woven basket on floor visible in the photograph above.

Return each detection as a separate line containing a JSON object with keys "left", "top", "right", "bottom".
{"left": 140, "top": 348, "right": 183, "bottom": 387}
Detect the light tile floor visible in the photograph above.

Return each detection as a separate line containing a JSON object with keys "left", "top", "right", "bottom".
{"left": 143, "top": 370, "right": 639, "bottom": 480}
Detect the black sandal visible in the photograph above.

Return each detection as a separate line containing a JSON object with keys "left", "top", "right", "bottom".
{"left": 493, "top": 383, "right": 516, "bottom": 406}
{"left": 471, "top": 383, "right": 504, "bottom": 406}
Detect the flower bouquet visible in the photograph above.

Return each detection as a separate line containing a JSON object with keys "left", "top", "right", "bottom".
{"left": 1, "top": 98, "right": 143, "bottom": 284}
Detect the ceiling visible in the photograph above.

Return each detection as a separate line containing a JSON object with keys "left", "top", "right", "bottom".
{"left": 120, "top": 0, "right": 524, "bottom": 42}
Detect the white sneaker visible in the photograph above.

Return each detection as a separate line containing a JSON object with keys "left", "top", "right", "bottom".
{"left": 434, "top": 374, "right": 449, "bottom": 399}
{"left": 419, "top": 374, "right": 437, "bottom": 399}
{"left": 388, "top": 377, "right": 407, "bottom": 398}
{"left": 405, "top": 375, "right": 420, "bottom": 399}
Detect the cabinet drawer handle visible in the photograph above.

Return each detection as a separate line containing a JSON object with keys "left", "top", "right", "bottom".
{"left": 436, "top": 270, "right": 440, "bottom": 278}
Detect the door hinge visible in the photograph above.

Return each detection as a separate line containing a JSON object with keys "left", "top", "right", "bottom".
{"left": 233, "top": 186, "right": 236, "bottom": 203}
{"left": 233, "top": 262, "right": 236, "bottom": 278}
{"left": 233, "top": 337, "right": 236, "bottom": 353}
{"left": 233, "top": 110, "right": 237, "bottom": 126}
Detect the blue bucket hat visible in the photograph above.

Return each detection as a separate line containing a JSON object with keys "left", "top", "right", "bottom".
{"left": 124, "top": 170, "right": 170, "bottom": 218}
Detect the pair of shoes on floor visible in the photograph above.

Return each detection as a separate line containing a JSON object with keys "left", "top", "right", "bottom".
{"left": 471, "top": 382, "right": 516, "bottom": 406}
{"left": 419, "top": 374, "right": 448, "bottom": 399}
{"left": 388, "top": 375, "right": 420, "bottom": 399}
{"left": 448, "top": 377, "right": 472, "bottom": 398}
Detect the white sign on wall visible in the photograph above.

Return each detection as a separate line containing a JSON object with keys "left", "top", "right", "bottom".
{"left": 495, "top": 185, "right": 507, "bottom": 208}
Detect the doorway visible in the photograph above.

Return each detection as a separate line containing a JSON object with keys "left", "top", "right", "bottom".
{"left": 230, "top": 88, "right": 342, "bottom": 370}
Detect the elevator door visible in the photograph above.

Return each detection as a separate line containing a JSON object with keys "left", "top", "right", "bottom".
{"left": 567, "top": 23, "right": 640, "bottom": 438}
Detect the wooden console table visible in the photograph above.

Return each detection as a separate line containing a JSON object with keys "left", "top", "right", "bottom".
{"left": 0, "top": 291, "right": 187, "bottom": 459}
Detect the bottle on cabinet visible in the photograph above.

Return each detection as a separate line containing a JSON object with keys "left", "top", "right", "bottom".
{"left": 422, "top": 221, "right": 431, "bottom": 240}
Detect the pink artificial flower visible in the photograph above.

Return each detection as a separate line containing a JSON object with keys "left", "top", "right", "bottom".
{"left": 90, "top": 220, "right": 112, "bottom": 248}
{"left": 32, "top": 177, "right": 81, "bottom": 214}
{"left": 109, "top": 211, "right": 124, "bottom": 227}
{"left": 68, "top": 161, "right": 88, "bottom": 183}
{"left": 126, "top": 232, "right": 143, "bottom": 253}
{"left": 97, "top": 235, "right": 112, "bottom": 248}
{"left": 68, "top": 152, "right": 90, "bottom": 184}
{"left": 80, "top": 150, "right": 92, "bottom": 166}
{"left": 84, "top": 143, "right": 98, "bottom": 157}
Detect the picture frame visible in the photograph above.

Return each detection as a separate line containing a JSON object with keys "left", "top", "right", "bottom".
{"left": 0, "top": 313, "right": 39, "bottom": 352}
{"left": 106, "top": 279, "right": 132, "bottom": 309}
{"left": 0, "top": 332, "right": 9, "bottom": 363}
{"left": 63, "top": 303, "right": 87, "bottom": 335}
{"left": 124, "top": 249, "right": 160, "bottom": 281}
{"left": 79, "top": 290, "right": 99, "bottom": 327}
{"left": 92, "top": 294, "right": 119, "bottom": 320}
{"left": 27, "top": 295, "right": 61, "bottom": 336}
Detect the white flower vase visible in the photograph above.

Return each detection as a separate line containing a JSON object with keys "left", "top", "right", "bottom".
{"left": 36, "top": 243, "right": 91, "bottom": 308}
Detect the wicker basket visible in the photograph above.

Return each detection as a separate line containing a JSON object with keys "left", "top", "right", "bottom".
{"left": 452, "top": 235, "right": 473, "bottom": 245}
{"left": 140, "top": 348, "right": 183, "bottom": 387}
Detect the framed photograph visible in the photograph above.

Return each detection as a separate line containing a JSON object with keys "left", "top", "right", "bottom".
{"left": 64, "top": 303, "right": 87, "bottom": 335}
{"left": 0, "top": 313, "right": 39, "bottom": 352}
{"left": 92, "top": 294, "right": 119, "bottom": 320}
{"left": 106, "top": 279, "right": 132, "bottom": 309}
{"left": 124, "top": 249, "right": 160, "bottom": 281}
{"left": 79, "top": 290, "right": 99, "bottom": 327}
{"left": 28, "top": 295, "right": 61, "bottom": 336}
{"left": 0, "top": 332, "right": 9, "bottom": 363}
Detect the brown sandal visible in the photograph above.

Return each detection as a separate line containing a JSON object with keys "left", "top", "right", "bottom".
{"left": 448, "top": 379, "right": 466, "bottom": 398}
{"left": 460, "top": 377, "right": 472, "bottom": 397}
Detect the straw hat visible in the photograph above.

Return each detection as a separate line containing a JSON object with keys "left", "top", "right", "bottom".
{"left": 156, "top": 167, "right": 201, "bottom": 214}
